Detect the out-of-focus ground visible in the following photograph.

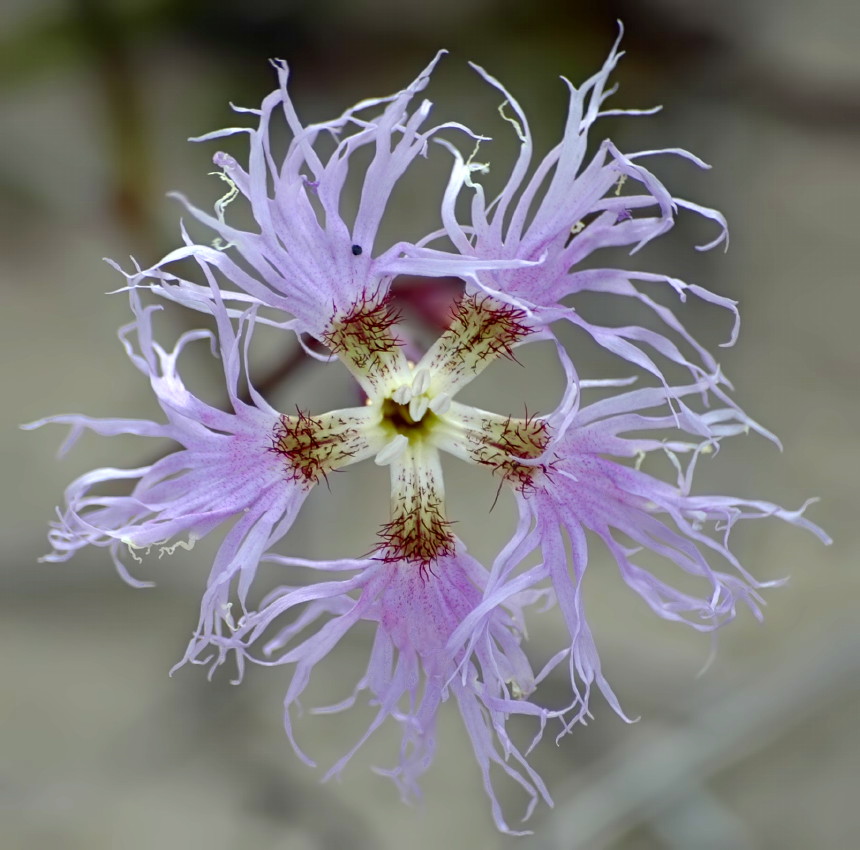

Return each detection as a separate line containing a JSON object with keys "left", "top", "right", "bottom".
{"left": 2, "top": 1, "right": 858, "bottom": 848}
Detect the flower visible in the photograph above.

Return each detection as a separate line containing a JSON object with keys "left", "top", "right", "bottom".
{"left": 30, "top": 36, "right": 829, "bottom": 835}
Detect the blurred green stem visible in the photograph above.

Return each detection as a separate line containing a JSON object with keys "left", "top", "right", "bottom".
{"left": 73, "top": 0, "right": 159, "bottom": 255}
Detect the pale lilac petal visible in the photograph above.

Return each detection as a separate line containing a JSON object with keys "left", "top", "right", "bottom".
{"left": 126, "top": 54, "right": 487, "bottom": 340}
{"left": 476, "top": 381, "right": 829, "bottom": 728}
{"left": 422, "top": 27, "right": 734, "bottom": 386}
{"left": 32, "top": 290, "right": 306, "bottom": 593}
{"left": 191, "top": 545, "right": 559, "bottom": 834}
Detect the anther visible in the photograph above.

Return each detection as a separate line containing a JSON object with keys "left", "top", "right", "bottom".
{"left": 411, "top": 368, "right": 431, "bottom": 396}
{"left": 391, "top": 385, "right": 412, "bottom": 405}
{"left": 375, "top": 434, "right": 409, "bottom": 466}
{"left": 408, "top": 395, "right": 430, "bottom": 424}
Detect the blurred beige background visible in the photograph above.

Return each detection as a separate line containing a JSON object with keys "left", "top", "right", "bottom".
{"left": 2, "top": 1, "right": 857, "bottom": 848}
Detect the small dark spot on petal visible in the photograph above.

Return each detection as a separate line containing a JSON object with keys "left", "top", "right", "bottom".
{"left": 351, "top": 244, "right": 363, "bottom": 256}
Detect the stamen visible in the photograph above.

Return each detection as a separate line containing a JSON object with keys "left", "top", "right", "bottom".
{"left": 374, "top": 434, "right": 409, "bottom": 466}
{"left": 408, "top": 395, "right": 430, "bottom": 423}
{"left": 391, "top": 384, "right": 412, "bottom": 405}
{"left": 429, "top": 393, "right": 452, "bottom": 415}
{"left": 411, "top": 367, "right": 431, "bottom": 396}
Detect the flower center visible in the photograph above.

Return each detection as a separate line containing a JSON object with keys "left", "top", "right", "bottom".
{"left": 381, "top": 397, "right": 431, "bottom": 434}
{"left": 373, "top": 365, "right": 451, "bottom": 453}
{"left": 303, "top": 293, "right": 547, "bottom": 564}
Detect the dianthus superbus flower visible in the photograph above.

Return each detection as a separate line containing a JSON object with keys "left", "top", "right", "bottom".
{"left": 30, "top": 35, "right": 829, "bottom": 835}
